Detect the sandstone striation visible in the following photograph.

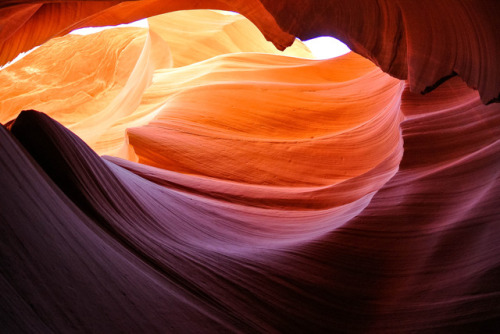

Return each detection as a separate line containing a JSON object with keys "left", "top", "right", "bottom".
{"left": 0, "top": 3, "right": 499, "bottom": 333}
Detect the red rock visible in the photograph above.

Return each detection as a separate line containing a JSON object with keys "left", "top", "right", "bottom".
{"left": 0, "top": 3, "right": 499, "bottom": 333}
{"left": 0, "top": 0, "right": 498, "bottom": 101}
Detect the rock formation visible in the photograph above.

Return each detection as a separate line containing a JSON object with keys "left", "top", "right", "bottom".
{"left": 0, "top": 3, "right": 499, "bottom": 333}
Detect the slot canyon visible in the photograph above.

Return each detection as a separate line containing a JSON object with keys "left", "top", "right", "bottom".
{"left": 0, "top": 1, "right": 499, "bottom": 333}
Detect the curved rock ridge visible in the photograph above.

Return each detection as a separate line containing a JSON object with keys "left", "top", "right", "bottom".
{"left": 0, "top": 1, "right": 296, "bottom": 68}
{"left": 257, "top": 0, "right": 500, "bottom": 104}
{"left": 0, "top": 0, "right": 498, "bottom": 101}
{"left": 112, "top": 51, "right": 403, "bottom": 211}
{"left": 0, "top": 26, "right": 171, "bottom": 155}
{"left": 0, "top": 5, "right": 500, "bottom": 334}
{"left": 148, "top": 10, "right": 313, "bottom": 68}
{"left": 0, "top": 10, "right": 310, "bottom": 155}
{"left": 1, "top": 76, "right": 499, "bottom": 331}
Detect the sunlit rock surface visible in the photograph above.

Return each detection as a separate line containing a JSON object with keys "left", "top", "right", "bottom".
{"left": 1, "top": 4, "right": 500, "bottom": 334}
{"left": 0, "top": 10, "right": 311, "bottom": 156}
{"left": 0, "top": 27, "right": 171, "bottom": 155}
{"left": 148, "top": 10, "right": 313, "bottom": 67}
{"left": 0, "top": 0, "right": 498, "bottom": 101}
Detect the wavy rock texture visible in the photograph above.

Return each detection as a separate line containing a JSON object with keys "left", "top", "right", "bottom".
{"left": 0, "top": 10, "right": 311, "bottom": 156}
{"left": 1, "top": 5, "right": 500, "bottom": 334}
{"left": 0, "top": 27, "right": 171, "bottom": 155}
{"left": 0, "top": 0, "right": 498, "bottom": 101}
{"left": 117, "top": 52, "right": 403, "bottom": 213}
{"left": 148, "top": 10, "right": 312, "bottom": 67}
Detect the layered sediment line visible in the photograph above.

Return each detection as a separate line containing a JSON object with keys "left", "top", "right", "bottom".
{"left": 1, "top": 5, "right": 499, "bottom": 333}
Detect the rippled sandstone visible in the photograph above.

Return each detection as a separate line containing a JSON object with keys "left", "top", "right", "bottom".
{"left": 1, "top": 3, "right": 499, "bottom": 333}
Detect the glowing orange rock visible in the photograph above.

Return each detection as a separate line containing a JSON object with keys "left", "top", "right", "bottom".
{"left": 1, "top": 0, "right": 498, "bottom": 101}
{"left": 0, "top": 3, "right": 499, "bottom": 334}
{"left": 148, "top": 10, "right": 312, "bottom": 67}
{"left": 0, "top": 10, "right": 311, "bottom": 155}
{"left": 0, "top": 27, "right": 171, "bottom": 154}
{"left": 119, "top": 52, "right": 403, "bottom": 211}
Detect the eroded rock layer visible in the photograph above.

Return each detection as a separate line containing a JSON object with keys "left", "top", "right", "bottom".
{"left": 0, "top": 0, "right": 498, "bottom": 101}
{"left": 1, "top": 5, "right": 499, "bottom": 334}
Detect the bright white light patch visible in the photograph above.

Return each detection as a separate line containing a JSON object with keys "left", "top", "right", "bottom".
{"left": 0, "top": 47, "right": 39, "bottom": 70}
{"left": 1, "top": 19, "right": 349, "bottom": 70}
{"left": 0, "top": 19, "right": 150, "bottom": 70}
{"left": 213, "top": 10, "right": 239, "bottom": 15}
{"left": 70, "top": 19, "right": 149, "bottom": 35}
{"left": 304, "top": 36, "right": 350, "bottom": 59}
